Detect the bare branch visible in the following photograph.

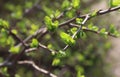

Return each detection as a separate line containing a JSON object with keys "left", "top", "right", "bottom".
{"left": 18, "top": 60, "right": 57, "bottom": 77}
{"left": 70, "top": 23, "right": 117, "bottom": 37}
{"left": 25, "top": 43, "right": 57, "bottom": 53}
{"left": 63, "top": 15, "right": 90, "bottom": 51}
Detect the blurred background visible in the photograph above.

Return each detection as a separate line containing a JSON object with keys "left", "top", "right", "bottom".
{"left": 0, "top": 0, "right": 120, "bottom": 77}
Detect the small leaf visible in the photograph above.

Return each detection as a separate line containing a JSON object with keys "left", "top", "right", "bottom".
{"left": 56, "top": 50, "right": 66, "bottom": 58}
{"left": 76, "top": 18, "right": 83, "bottom": 24}
{"left": 11, "top": 29, "right": 18, "bottom": 35}
{"left": 109, "top": 0, "right": 120, "bottom": 7}
{"left": 77, "top": 31, "right": 87, "bottom": 39}
{"left": 69, "top": 27, "right": 77, "bottom": 35}
{"left": 54, "top": 10, "right": 61, "bottom": 18}
{"left": 65, "top": 9, "right": 75, "bottom": 18}
{"left": 90, "top": 10, "right": 97, "bottom": 17}
{"left": 62, "top": 0, "right": 70, "bottom": 10}
{"left": 52, "top": 58, "right": 60, "bottom": 66}
{"left": 100, "top": 28, "right": 108, "bottom": 38}
{"left": 72, "top": 0, "right": 80, "bottom": 9}
{"left": 0, "top": 19, "right": 9, "bottom": 29}
{"left": 9, "top": 46, "right": 20, "bottom": 54}
{"left": 60, "top": 31, "right": 75, "bottom": 45}
{"left": 100, "top": 28, "right": 107, "bottom": 35}
{"left": 44, "top": 16, "right": 59, "bottom": 31}
{"left": 30, "top": 38, "right": 39, "bottom": 47}
{"left": 109, "top": 24, "right": 116, "bottom": 34}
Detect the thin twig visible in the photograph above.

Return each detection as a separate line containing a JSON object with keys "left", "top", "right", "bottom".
{"left": 18, "top": 60, "right": 57, "bottom": 77}
{"left": 63, "top": 15, "right": 90, "bottom": 51}
{"left": 17, "top": 6, "right": 120, "bottom": 48}
{"left": 25, "top": 43, "right": 57, "bottom": 53}
{"left": 70, "top": 23, "right": 117, "bottom": 37}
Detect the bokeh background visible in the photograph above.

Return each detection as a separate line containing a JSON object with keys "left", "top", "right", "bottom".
{"left": 0, "top": 0, "right": 120, "bottom": 77}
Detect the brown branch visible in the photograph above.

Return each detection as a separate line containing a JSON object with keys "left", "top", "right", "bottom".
{"left": 25, "top": 43, "right": 57, "bottom": 53}
{"left": 63, "top": 15, "right": 90, "bottom": 50}
{"left": 18, "top": 60, "right": 57, "bottom": 77}
{"left": 17, "top": 6, "right": 120, "bottom": 49}
{"left": 83, "top": 28, "right": 117, "bottom": 37}
{"left": 9, "top": 30, "right": 27, "bottom": 47}
{"left": 70, "top": 23, "right": 117, "bottom": 37}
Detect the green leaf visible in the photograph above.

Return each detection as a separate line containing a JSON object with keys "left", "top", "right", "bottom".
{"left": 65, "top": 9, "right": 75, "bottom": 18}
{"left": 11, "top": 29, "right": 18, "bottom": 35}
{"left": 60, "top": 31, "right": 75, "bottom": 45}
{"left": 56, "top": 50, "right": 66, "bottom": 58}
{"left": 62, "top": 0, "right": 70, "bottom": 10}
{"left": 76, "top": 18, "right": 83, "bottom": 24}
{"left": 109, "top": 24, "right": 116, "bottom": 34}
{"left": 7, "top": 36, "right": 15, "bottom": 46}
{"left": 44, "top": 16, "right": 59, "bottom": 31}
{"left": 72, "top": 0, "right": 80, "bottom": 9}
{"left": 52, "top": 58, "right": 61, "bottom": 66}
{"left": 9, "top": 46, "right": 20, "bottom": 54}
{"left": 1, "top": 67, "right": 9, "bottom": 77}
{"left": 100, "top": 28, "right": 108, "bottom": 38}
{"left": 30, "top": 38, "right": 39, "bottom": 47}
{"left": 54, "top": 10, "right": 61, "bottom": 18}
{"left": 69, "top": 27, "right": 77, "bottom": 35}
{"left": 100, "top": 28, "right": 108, "bottom": 35}
{"left": 109, "top": 0, "right": 120, "bottom": 7}
{"left": 90, "top": 10, "right": 97, "bottom": 17}
{"left": 77, "top": 31, "right": 87, "bottom": 39}
{"left": 88, "top": 23, "right": 99, "bottom": 31}
{"left": 0, "top": 19, "right": 9, "bottom": 29}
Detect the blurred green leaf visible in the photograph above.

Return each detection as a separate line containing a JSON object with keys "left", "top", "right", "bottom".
{"left": 11, "top": 29, "right": 18, "bottom": 35}
{"left": 65, "top": 9, "right": 75, "bottom": 18}
{"left": 30, "top": 38, "right": 39, "bottom": 48}
{"left": 9, "top": 46, "right": 20, "bottom": 54}
{"left": 44, "top": 16, "right": 59, "bottom": 31}
{"left": 76, "top": 18, "right": 83, "bottom": 24}
{"left": 1, "top": 67, "right": 9, "bottom": 77}
{"left": 100, "top": 28, "right": 108, "bottom": 38}
{"left": 77, "top": 31, "right": 87, "bottom": 39}
{"left": 52, "top": 58, "right": 61, "bottom": 66}
{"left": 90, "top": 10, "right": 97, "bottom": 17}
{"left": 56, "top": 50, "right": 66, "bottom": 58}
{"left": 109, "top": 0, "right": 120, "bottom": 7}
{"left": 54, "top": 10, "right": 61, "bottom": 18}
{"left": 0, "top": 19, "right": 9, "bottom": 29}
{"left": 62, "top": 0, "right": 70, "bottom": 10}
{"left": 72, "top": 0, "right": 80, "bottom": 9}
{"left": 60, "top": 31, "right": 75, "bottom": 45}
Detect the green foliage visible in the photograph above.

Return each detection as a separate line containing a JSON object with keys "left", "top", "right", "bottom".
{"left": 76, "top": 18, "right": 83, "bottom": 24}
{"left": 52, "top": 58, "right": 61, "bottom": 66}
{"left": 78, "top": 31, "right": 87, "bottom": 39}
{"left": 0, "top": 19, "right": 9, "bottom": 29}
{"left": 109, "top": 0, "right": 120, "bottom": 7}
{"left": 9, "top": 46, "right": 20, "bottom": 54}
{"left": 109, "top": 24, "right": 120, "bottom": 36}
{"left": 11, "top": 29, "right": 18, "bottom": 35}
{"left": 0, "top": 67, "right": 9, "bottom": 77}
{"left": 60, "top": 31, "right": 76, "bottom": 45}
{"left": 44, "top": 16, "right": 59, "bottom": 31}
{"left": 90, "top": 10, "right": 98, "bottom": 17}
{"left": 88, "top": 23, "right": 99, "bottom": 31}
{"left": 0, "top": 1, "right": 120, "bottom": 77}
{"left": 62, "top": 0, "right": 70, "bottom": 10}
{"left": 30, "top": 38, "right": 39, "bottom": 48}
{"left": 72, "top": 0, "right": 80, "bottom": 9}
{"left": 100, "top": 28, "right": 108, "bottom": 38}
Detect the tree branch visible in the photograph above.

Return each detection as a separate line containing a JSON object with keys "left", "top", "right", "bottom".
{"left": 18, "top": 60, "right": 57, "bottom": 77}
